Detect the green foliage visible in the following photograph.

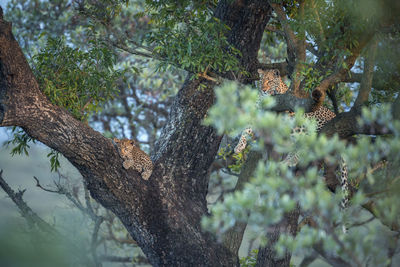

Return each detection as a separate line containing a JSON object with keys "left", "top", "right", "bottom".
{"left": 229, "top": 148, "right": 249, "bottom": 173}
{"left": 217, "top": 144, "right": 251, "bottom": 173}
{"left": 203, "top": 82, "right": 400, "bottom": 265}
{"left": 77, "top": 0, "right": 130, "bottom": 24}
{"left": 4, "top": 35, "right": 123, "bottom": 172}
{"left": 33, "top": 37, "right": 122, "bottom": 121}
{"left": 298, "top": 63, "right": 336, "bottom": 92}
{"left": 239, "top": 249, "right": 258, "bottom": 267}
{"left": 3, "top": 127, "right": 35, "bottom": 156}
{"left": 370, "top": 36, "right": 400, "bottom": 104}
{"left": 4, "top": 127, "right": 61, "bottom": 172}
{"left": 47, "top": 150, "right": 61, "bottom": 172}
{"left": 143, "top": 0, "right": 242, "bottom": 74}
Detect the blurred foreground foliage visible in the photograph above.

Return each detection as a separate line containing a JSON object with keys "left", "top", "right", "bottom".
{"left": 204, "top": 82, "right": 400, "bottom": 266}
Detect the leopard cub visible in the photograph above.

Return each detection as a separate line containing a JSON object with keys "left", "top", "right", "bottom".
{"left": 113, "top": 138, "right": 153, "bottom": 180}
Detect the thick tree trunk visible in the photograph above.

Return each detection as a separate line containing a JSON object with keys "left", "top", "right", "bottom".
{"left": 0, "top": 2, "right": 272, "bottom": 266}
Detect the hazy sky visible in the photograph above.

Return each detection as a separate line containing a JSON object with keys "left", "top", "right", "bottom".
{"left": 0, "top": 0, "right": 8, "bottom": 9}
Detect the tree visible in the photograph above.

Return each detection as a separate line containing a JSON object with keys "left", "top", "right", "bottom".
{"left": 1, "top": 0, "right": 400, "bottom": 266}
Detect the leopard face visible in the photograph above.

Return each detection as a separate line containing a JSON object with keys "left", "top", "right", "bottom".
{"left": 116, "top": 139, "right": 135, "bottom": 158}
{"left": 257, "top": 69, "right": 288, "bottom": 95}
{"left": 257, "top": 69, "right": 336, "bottom": 130}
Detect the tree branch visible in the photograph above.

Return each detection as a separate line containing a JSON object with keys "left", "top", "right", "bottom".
{"left": 314, "top": 32, "right": 375, "bottom": 96}
{"left": 312, "top": 244, "right": 352, "bottom": 267}
{"left": 270, "top": 3, "right": 298, "bottom": 61}
{"left": 310, "top": 0, "right": 326, "bottom": 43}
{"left": 319, "top": 74, "right": 398, "bottom": 139}
{"left": 353, "top": 35, "right": 379, "bottom": 108}
{"left": 269, "top": 93, "right": 316, "bottom": 113}
{"left": 362, "top": 201, "right": 400, "bottom": 231}
{"left": 0, "top": 170, "right": 58, "bottom": 235}
{"left": 320, "top": 108, "right": 393, "bottom": 138}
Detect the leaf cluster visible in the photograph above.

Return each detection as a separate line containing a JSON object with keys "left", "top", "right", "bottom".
{"left": 33, "top": 37, "right": 123, "bottom": 121}
{"left": 143, "top": 0, "right": 241, "bottom": 73}
{"left": 239, "top": 249, "right": 258, "bottom": 267}
{"left": 75, "top": 0, "right": 129, "bottom": 25}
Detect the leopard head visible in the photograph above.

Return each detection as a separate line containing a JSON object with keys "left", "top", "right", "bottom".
{"left": 113, "top": 138, "right": 137, "bottom": 157}
{"left": 257, "top": 69, "right": 286, "bottom": 95}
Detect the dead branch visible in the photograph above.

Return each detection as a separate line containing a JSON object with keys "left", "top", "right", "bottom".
{"left": 0, "top": 170, "right": 58, "bottom": 235}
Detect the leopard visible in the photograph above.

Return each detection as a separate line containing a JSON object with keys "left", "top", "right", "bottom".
{"left": 113, "top": 138, "right": 153, "bottom": 180}
{"left": 234, "top": 69, "right": 349, "bottom": 226}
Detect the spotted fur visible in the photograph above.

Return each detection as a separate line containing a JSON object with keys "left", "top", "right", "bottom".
{"left": 235, "top": 70, "right": 349, "bottom": 223}
{"left": 113, "top": 138, "right": 153, "bottom": 180}
{"left": 234, "top": 127, "right": 253, "bottom": 154}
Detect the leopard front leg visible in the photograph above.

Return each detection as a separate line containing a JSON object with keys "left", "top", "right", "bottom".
{"left": 123, "top": 159, "right": 135, "bottom": 170}
{"left": 234, "top": 127, "right": 254, "bottom": 154}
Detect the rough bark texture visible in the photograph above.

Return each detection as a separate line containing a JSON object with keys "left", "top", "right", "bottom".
{"left": 256, "top": 209, "right": 300, "bottom": 267}
{"left": 0, "top": 2, "right": 272, "bottom": 266}
{"left": 320, "top": 107, "right": 394, "bottom": 138}
{"left": 215, "top": 0, "right": 272, "bottom": 82}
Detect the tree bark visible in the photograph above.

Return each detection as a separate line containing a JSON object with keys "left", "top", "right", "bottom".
{"left": 222, "top": 151, "right": 263, "bottom": 255}
{"left": 256, "top": 208, "right": 300, "bottom": 267}
{"left": 0, "top": 2, "right": 272, "bottom": 266}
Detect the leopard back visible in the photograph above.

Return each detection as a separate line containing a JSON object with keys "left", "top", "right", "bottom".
{"left": 304, "top": 106, "right": 336, "bottom": 131}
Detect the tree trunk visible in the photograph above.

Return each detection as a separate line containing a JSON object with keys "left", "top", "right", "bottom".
{"left": 0, "top": 2, "right": 272, "bottom": 266}
{"left": 256, "top": 209, "right": 300, "bottom": 267}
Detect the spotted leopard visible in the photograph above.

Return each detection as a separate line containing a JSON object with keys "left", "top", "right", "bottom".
{"left": 113, "top": 138, "right": 153, "bottom": 180}
{"left": 235, "top": 69, "right": 349, "bottom": 218}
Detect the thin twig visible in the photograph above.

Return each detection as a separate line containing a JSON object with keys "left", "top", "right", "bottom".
{"left": 348, "top": 217, "right": 375, "bottom": 229}
{"left": 33, "top": 176, "right": 59, "bottom": 193}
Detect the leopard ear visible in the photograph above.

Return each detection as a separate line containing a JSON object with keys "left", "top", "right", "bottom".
{"left": 113, "top": 138, "right": 118, "bottom": 143}
{"left": 257, "top": 69, "right": 264, "bottom": 75}
{"left": 274, "top": 69, "right": 280, "bottom": 77}
{"left": 130, "top": 140, "right": 137, "bottom": 146}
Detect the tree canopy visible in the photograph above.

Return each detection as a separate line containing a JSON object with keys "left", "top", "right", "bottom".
{"left": 1, "top": 0, "right": 400, "bottom": 266}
